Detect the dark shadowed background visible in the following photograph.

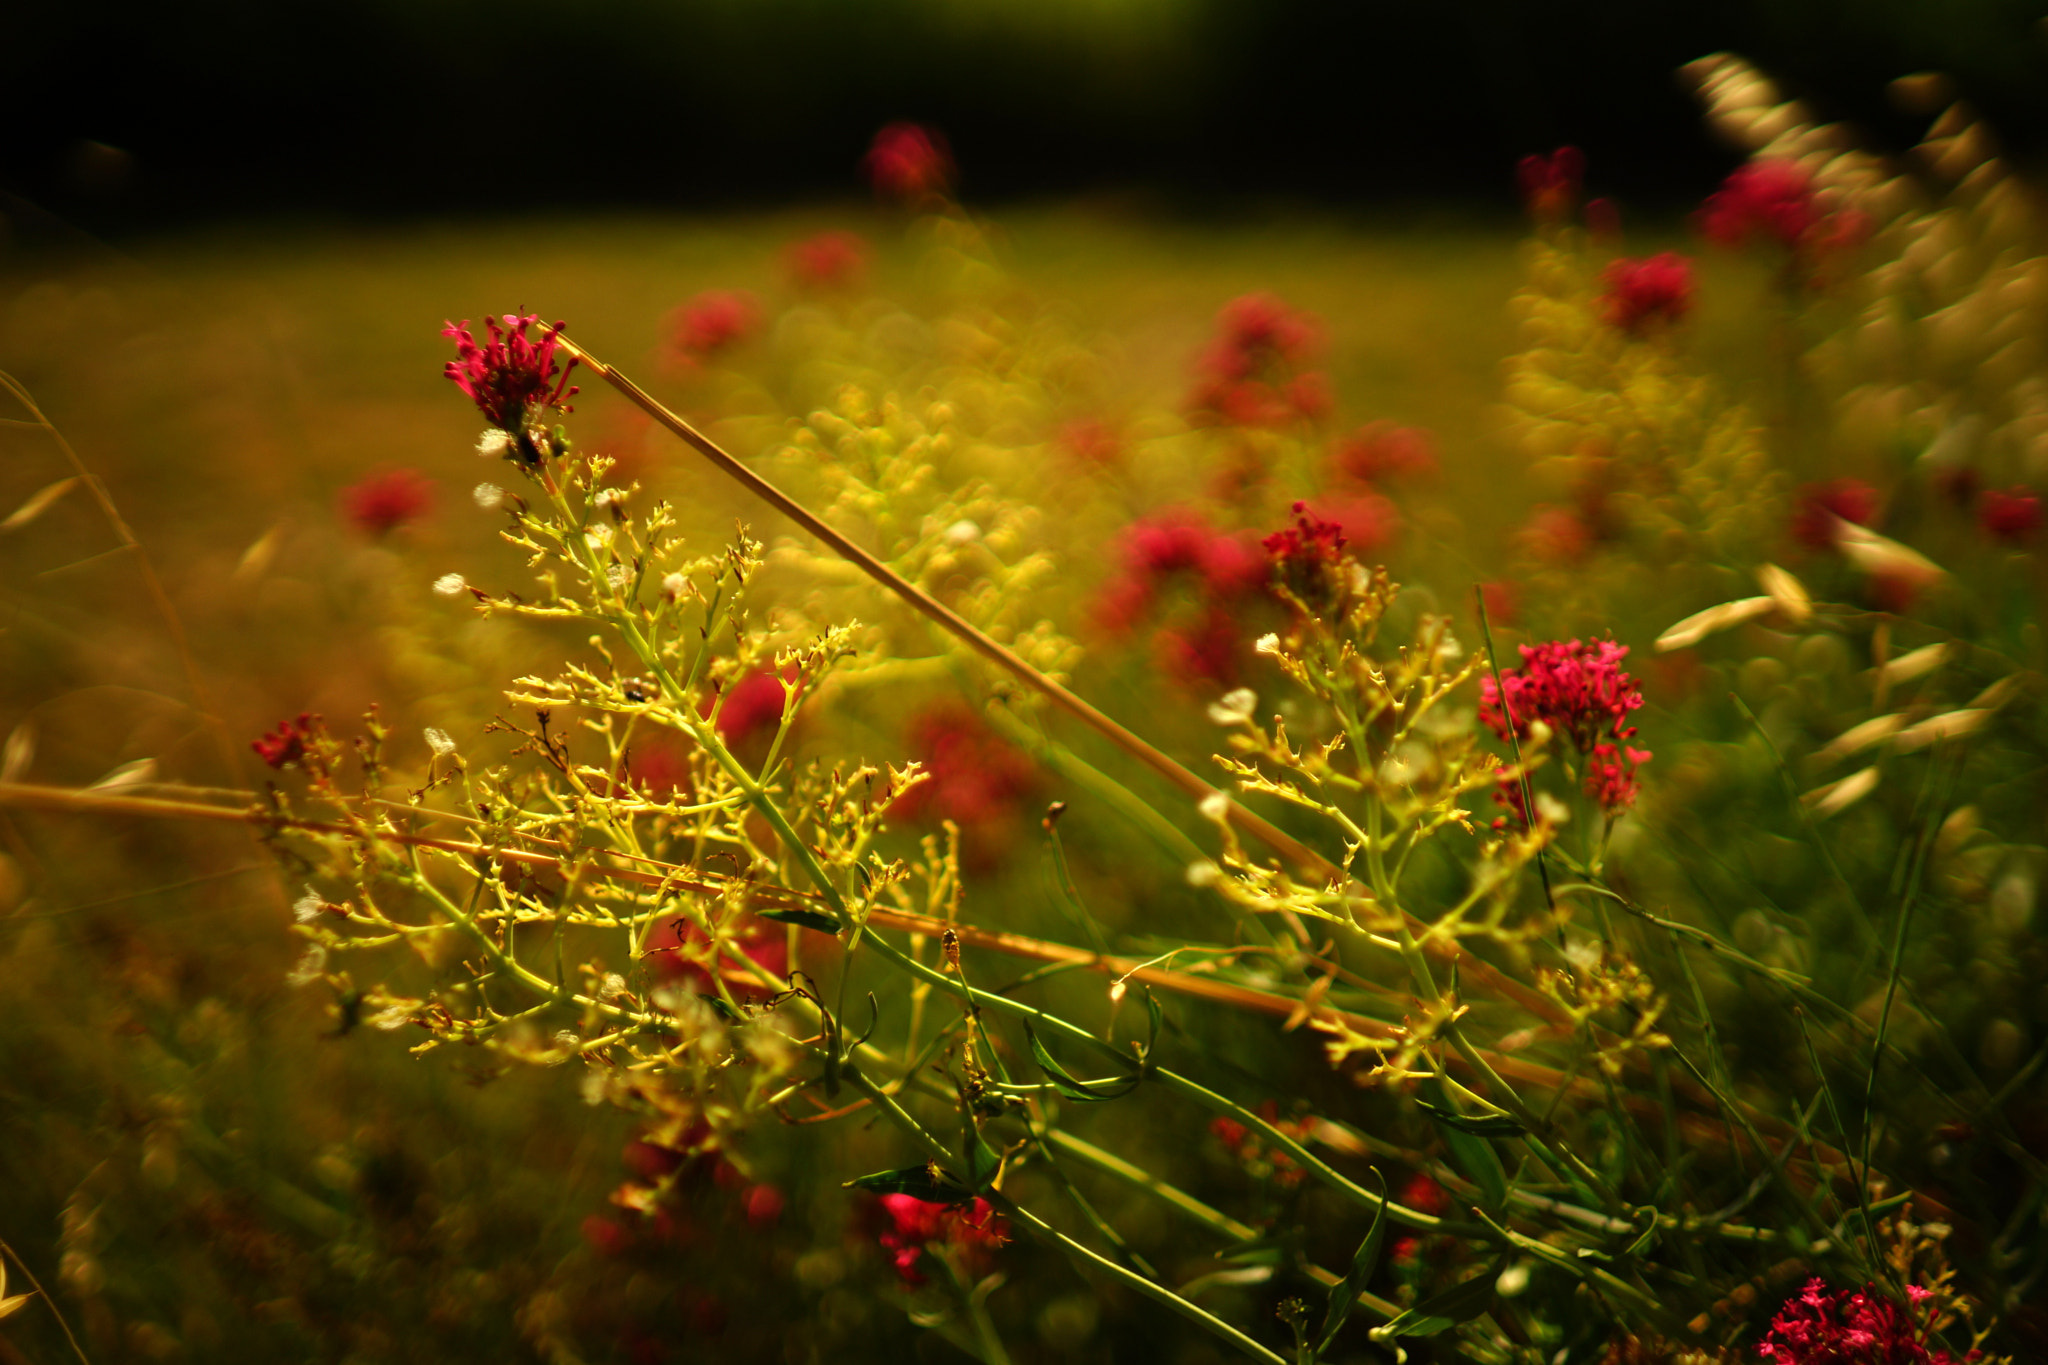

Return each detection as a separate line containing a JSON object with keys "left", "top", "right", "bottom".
{"left": 8, "top": 0, "right": 2048, "bottom": 234}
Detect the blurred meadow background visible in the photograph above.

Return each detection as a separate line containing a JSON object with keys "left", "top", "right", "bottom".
{"left": 5, "top": 5, "right": 2048, "bottom": 1365}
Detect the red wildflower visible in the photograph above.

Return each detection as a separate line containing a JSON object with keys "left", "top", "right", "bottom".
{"left": 1519, "top": 505, "right": 1596, "bottom": 564}
{"left": 705, "top": 668, "right": 794, "bottom": 749}
{"left": 1155, "top": 606, "right": 1244, "bottom": 686}
{"left": 1517, "top": 146, "right": 1585, "bottom": 222}
{"left": 1791, "top": 478, "right": 1880, "bottom": 551}
{"left": 873, "top": 1195, "right": 1007, "bottom": 1288}
{"left": 339, "top": 467, "right": 434, "bottom": 537}
{"left": 1480, "top": 580, "right": 1519, "bottom": 628}
{"left": 1303, "top": 493, "right": 1398, "bottom": 559}
{"left": 785, "top": 231, "right": 869, "bottom": 291}
{"left": 1701, "top": 161, "right": 1822, "bottom": 252}
{"left": 1399, "top": 1172, "right": 1451, "bottom": 1217}
{"left": 1756, "top": 1278, "right": 1973, "bottom": 1365}
{"left": 1480, "top": 639, "right": 1651, "bottom": 812}
{"left": 1600, "top": 252, "right": 1695, "bottom": 333}
{"left": 1979, "top": 485, "right": 2041, "bottom": 544}
{"left": 442, "top": 313, "right": 578, "bottom": 441}
{"left": 865, "top": 123, "right": 954, "bottom": 202}
{"left": 1188, "top": 293, "right": 1328, "bottom": 428}
{"left": 744, "top": 1184, "right": 785, "bottom": 1226}
{"left": 1330, "top": 422, "right": 1439, "bottom": 487}
{"left": 668, "top": 290, "right": 760, "bottom": 366}
{"left": 252, "top": 713, "right": 317, "bottom": 770}
{"left": 643, "top": 914, "right": 789, "bottom": 996}
{"left": 1262, "top": 501, "right": 1349, "bottom": 606}
{"left": 891, "top": 704, "right": 1040, "bottom": 865}
{"left": 580, "top": 1214, "right": 634, "bottom": 1258}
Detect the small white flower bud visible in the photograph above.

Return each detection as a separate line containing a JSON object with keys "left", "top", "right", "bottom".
{"left": 473, "top": 482, "right": 504, "bottom": 510}
{"left": 600, "top": 972, "right": 628, "bottom": 1000}
{"left": 1207, "top": 687, "right": 1257, "bottom": 725}
{"left": 432, "top": 573, "right": 468, "bottom": 597}
{"left": 424, "top": 727, "right": 456, "bottom": 757}
{"left": 606, "top": 563, "right": 629, "bottom": 588}
{"left": 292, "top": 886, "right": 323, "bottom": 923}
{"left": 1255, "top": 632, "right": 1281, "bottom": 656}
{"left": 1185, "top": 858, "right": 1222, "bottom": 888}
{"left": 944, "top": 518, "right": 981, "bottom": 545}
{"left": 584, "top": 524, "right": 614, "bottom": 550}
{"left": 1535, "top": 792, "right": 1571, "bottom": 826}
{"left": 662, "top": 571, "right": 688, "bottom": 601}
{"left": 475, "top": 429, "right": 512, "bottom": 458}
{"left": 1198, "top": 790, "right": 1231, "bottom": 822}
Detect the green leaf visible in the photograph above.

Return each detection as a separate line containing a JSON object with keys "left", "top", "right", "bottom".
{"left": 1415, "top": 1098, "right": 1526, "bottom": 1138}
{"left": 1369, "top": 1262, "right": 1501, "bottom": 1340}
{"left": 1423, "top": 1087, "right": 1507, "bottom": 1212}
{"left": 845, "top": 1165, "right": 972, "bottom": 1202}
{"left": 755, "top": 906, "right": 841, "bottom": 934}
{"left": 1027, "top": 1026, "right": 1138, "bottom": 1102}
{"left": 1316, "top": 1168, "right": 1388, "bottom": 1352}
{"left": 696, "top": 993, "right": 742, "bottom": 1022}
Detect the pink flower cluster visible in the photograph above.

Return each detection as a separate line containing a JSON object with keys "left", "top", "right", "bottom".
{"left": 1700, "top": 162, "right": 1870, "bottom": 269}
{"left": 1600, "top": 252, "right": 1695, "bottom": 333}
{"left": 642, "top": 913, "right": 789, "bottom": 999}
{"left": 1757, "top": 1279, "right": 1977, "bottom": 1365}
{"left": 442, "top": 313, "right": 578, "bottom": 437}
{"left": 1262, "top": 502, "right": 1353, "bottom": 610}
{"left": 873, "top": 1195, "right": 1007, "bottom": 1287}
{"left": 1094, "top": 512, "right": 1266, "bottom": 684}
{"left": 1480, "top": 638, "right": 1651, "bottom": 812}
{"left": 865, "top": 123, "right": 953, "bottom": 202}
{"left": 252, "top": 713, "right": 318, "bottom": 770}
{"left": 1792, "top": 478, "right": 1880, "bottom": 551}
{"left": 891, "top": 703, "right": 1041, "bottom": 868}
{"left": 666, "top": 290, "right": 761, "bottom": 372}
{"left": 785, "top": 230, "right": 869, "bottom": 291}
{"left": 1518, "top": 146, "right": 1585, "bottom": 222}
{"left": 339, "top": 467, "right": 434, "bottom": 538}
{"left": 1187, "top": 293, "right": 1330, "bottom": 428}
{"left": 1979, "top": 485, "right": 2041, "bottom": 544}
{"left": 1329, "top": 422, "right": 1438, "bottom": 487}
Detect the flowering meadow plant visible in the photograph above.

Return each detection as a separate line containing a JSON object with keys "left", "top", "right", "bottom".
{"left": 0, "top": 59, "right": 2043, "bottom": 1365}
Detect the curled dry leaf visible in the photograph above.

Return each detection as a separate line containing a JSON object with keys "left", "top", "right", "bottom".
{"left": 1802, "top": 765, "right": 1881, "bottom": 817}
{"left": 88, "top": 758, "right": 157, "bottom": 792}
{"left": 1655, "top": 596, "right": 1774, "bottom": 652}
{"left": 1830, "top": 515, "right": 1946, "bottom": 590}
{"left": 1873, "top": 642, "right": 1949, "bottom": 686}
{"left": 1894, "top": 708, "right": 1990, "bottom": 753}
{"left": 0, "top": 477, "right": 81, "bottom": 533}
{"left": 1813, "top": 712, "right": 1906, "bottom": 765}
{"left": 1755, "top": 563, "right": 1811, "bottom": 625}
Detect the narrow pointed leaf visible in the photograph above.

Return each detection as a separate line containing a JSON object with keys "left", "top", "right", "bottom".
{"left": 755, "top": 906, "right": 841, "bottom": 934}
{"left": 1368, "top": 1262, "right": 1501, "bottom": 1339}
{"left": 1415, "top": 1098, "right": 1525, "bottom": 1137}
{"left": 1316, "top": 1169, "right": 1388, "bottom": 1352}
{"left": 0, "top": 477, "right": 80, "bottom": 532}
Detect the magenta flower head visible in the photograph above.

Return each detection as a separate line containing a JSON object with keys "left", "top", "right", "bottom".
{"left": 1701, "top": 160, "right": 1820, "bottom": 252}
{"left": 1262, "top": 501, "right": 1351, "bottom": 611}
{"left": 339, "top": 467, "right": 434, "bottom": 538}
{"left": 865, "top": 123, "right": 954, "bottom": 203}
{"left": 1791, "top": 478, "right": 1880, "bottom": 551}
{"left": 441, "top": 313, "right": 579, "bottom": 464}
{"left": 872, "top": 1195, "right": 1008, "bottom": 1288}
{"left": 1600, "top": 252, "right": 1695, "bottom": 333}
{"left": 1517, "top": 146, "right": 1585, "bottom": 223}
{"left": 1480, "top": 638, "right": 1650, "bottom": 812}
{"left": 252, "top": 713, "right": 319, "bottom": 770}
{"left": 1757, "top": 1279, "right": 1974, "bottom": 1365}
{"left": 1979, "top": 485, "right": 2042, "bottom": 545}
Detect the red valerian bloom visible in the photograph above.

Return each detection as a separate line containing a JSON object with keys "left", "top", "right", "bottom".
{"left": 252, "top": 713, "right": 318, "bottom": 769}
{"left": 1756, "top": 1278, "right": 1976, "bottom": 1365}
{"left": 1480, "top": 638, "right": 1651, "bottom": 812}
{"left": 1791, "top": 478, "right": 1880, "bottom": 551}
{"left": 643, "top": 914, "right": 789, "bottom": 997}
{"left": 1978, "top": 485, "right": 2042, "bottom": 544}
{"left": 892, "top": 703, "right": 1040, "bottom": 834}
{"left": 1701, "top": 160, "right": 1822, "bottom": 251}
{"left": 442, "top": 313, "right": 578, "bottom": 438}
{"left": 1330, "top": 422, "right": 1439, "bottom": 487}
{"left": 1399, "top": 1172, "right": 1451, "bottom": 1217}
{"left": 1600, "top": 252, "right": 1695, "bottom": 333}
{"left": 1700, "top": 161, "right": 1871, "bottom": 275}
{"left": 874, "top": 1195, "right": 1008, "bottom": 1288}
{"left": 1519, "top": 505, "right": 1597, "bottom": 564}
{"left": 703, "top": 668, "right": 795, "bottom": 749}
{"left": 1187, "top": 293, "right": 1329, "bottom": 428}
{"left": 339, "top": 467, "right": 434, "bottom": 537}
{"left": 667, "top": 290, "right": 761, "bottom": 369}
{"left": 1155, "top": 605, "right": 1244, "bottom": 686}
{"left": 1517, "top": 146, "right": 1585, "bottom": 222}
{"left": 1262, "top": 501, "right": 1347, "bottom": 576}
{"left": 785, "top": 230, "right": 870, "bottom": 290}
{"left": 865, "top": 123, "right": 954, "bottom": 202}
